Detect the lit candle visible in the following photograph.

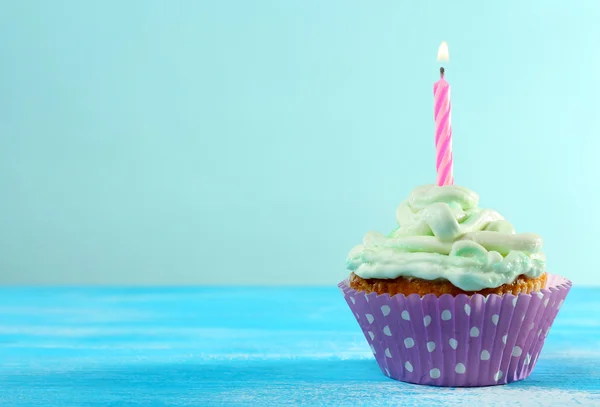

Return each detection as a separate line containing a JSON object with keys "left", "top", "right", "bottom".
{"left": 433, "top": 41, "right": 453, "bottom": 186}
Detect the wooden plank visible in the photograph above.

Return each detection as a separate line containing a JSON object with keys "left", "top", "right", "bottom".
{"left": 0, "top": 287, "right": 597, "bottom": 406}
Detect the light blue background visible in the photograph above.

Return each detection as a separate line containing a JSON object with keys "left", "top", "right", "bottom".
{"left": 0, "top": 1, "right": 598, "bottom": 285}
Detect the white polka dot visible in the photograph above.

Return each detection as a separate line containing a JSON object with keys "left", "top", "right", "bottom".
{"left": 404, "top": 337, "right": 415, "bottom": 348}
{"left": 521, "top": 315, "right": 525, "bottom": 321}
{"left": 405, "top": 361, "right": 413, "bottom": 372}
{"left": 536, "top": 291, "right": 543, "bottom": 299}
{"left": 370, "top": 344, "right": 376, "bottom": 354}
{"left": 368, "top": 331, "right": 374, "bottom": 340}
{"left": 355, "top": 313, "right": 360, "bottom": 319}
{"left": 350, "top": 296, "right": 356, "bottom": 304}
{"left": 449, "top": 338, "right": 458, "bottom": 349}
{"left": 470, "top": 327, "right": 480, "bottom": 337}
{"left": 366, "top": 314, "right": 374, "bottom": 324}
{"left": 464, "top": 304, "right": 471, "bottom": 316}
{"left": 524, "top": 353, "right": 531, "bottom": 365}
{"left": 365, "top": 294, "right": 370, "bottom": 302}
{"left": 423, "top": 315, "right": 432, "bottom": 327}
{"left": 512, "top": 346, "right": 522, "bottom": 357}
{"left": 381, "top": 305, "right": 391, "bottom": 316}
{"left": 494, "top": 370, "right": 503, "bottom": 381}
{"left": 480, "top": 350, "right": 490, "bottom": 360}
{"left": 430, "top": 368, "right": 441, "bottom": 379}
{"left": 401, "top": 310, "right": 410, "bottom": 321}
{"left": 538, "top": 329, "right": 542, "bottom": 337}
{"left": 543, "top": 298, "right": 549, "bottom": 307}
{"left": 383, "top": 325, "right": 392, "bottom": 336}
{"left": 441, "top": 310, "right": 452, "bottom": 320}
{"left": 455, "top": 363, "right": 466, "bottom": 374}
{"left": 492, "top": 314, "right": 499, "bottom": 325}
{"left": 502, "top": 335, "right": 507, "bottom": 344}
{"left": 427, "top": 341, "right": 436, "bottom": 352}
{"left": 512, "top": 297, "right": 518, "bottom": 307}
{"left": 385, "top": 368, "right": 390, "bottom": 376}
{"left": 529, "top": 322, "right": 535, "bottom": 331}
{"left": 385, "top": 348, "right": 392, "bottom": 358}
{"left": 558, "top": 299, "right": 564, "bottom": 309}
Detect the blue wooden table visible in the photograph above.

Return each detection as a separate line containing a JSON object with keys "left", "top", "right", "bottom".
{"left": 0, "top": 287, "right": 598, "bottom": 406}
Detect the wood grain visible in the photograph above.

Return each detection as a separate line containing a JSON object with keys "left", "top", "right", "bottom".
{"left": 0, "top": 286, "right": 598, "bottom": 406}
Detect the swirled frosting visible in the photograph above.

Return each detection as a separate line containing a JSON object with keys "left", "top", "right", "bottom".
{"left": 346, "top": 185, "right": 545, "bottom": 291}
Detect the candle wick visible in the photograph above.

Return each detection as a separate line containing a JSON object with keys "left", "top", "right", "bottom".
{"left": 440, "top": 67, "right": 445, "bottom": 78}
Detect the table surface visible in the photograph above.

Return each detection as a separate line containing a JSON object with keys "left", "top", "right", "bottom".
{"left": 0, "top": 286, "right": 598, "bottom": 407}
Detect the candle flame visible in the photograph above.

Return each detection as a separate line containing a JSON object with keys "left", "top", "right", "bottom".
{"left": 437, "top": 41, "right": 449, "bottom": 62}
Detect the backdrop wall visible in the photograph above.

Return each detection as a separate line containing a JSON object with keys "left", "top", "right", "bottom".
{"left": 1, "top": 0, "right": 598, "bottom": 285}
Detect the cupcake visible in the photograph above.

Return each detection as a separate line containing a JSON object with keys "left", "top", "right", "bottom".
{"left": 340, "top": 184, "right": 571, "bottom": 387}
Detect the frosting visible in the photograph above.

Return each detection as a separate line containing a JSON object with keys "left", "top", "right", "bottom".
{"left": 346, "top": 185, "right": 545, "bottom": 291}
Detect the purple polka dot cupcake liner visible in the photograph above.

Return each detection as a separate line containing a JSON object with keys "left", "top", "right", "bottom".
{"left": 339, "top": 273, "right": 571, "bottom": 387}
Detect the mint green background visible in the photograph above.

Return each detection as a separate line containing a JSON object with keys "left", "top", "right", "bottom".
{"left": 0, "top": 1, "right": 597, "bottom": 285}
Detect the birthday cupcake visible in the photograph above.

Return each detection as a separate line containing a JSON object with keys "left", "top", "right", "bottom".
{"left": 340, "top": 184, "right": 571, "bottom": 387}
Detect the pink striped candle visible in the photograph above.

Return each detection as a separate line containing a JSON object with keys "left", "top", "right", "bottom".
{"left": 433, "top": 67, "right": 453, "bottom": 186}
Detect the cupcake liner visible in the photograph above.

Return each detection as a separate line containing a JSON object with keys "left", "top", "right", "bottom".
{"left": 339, "top": 273, "right": 571, "bottom": 387}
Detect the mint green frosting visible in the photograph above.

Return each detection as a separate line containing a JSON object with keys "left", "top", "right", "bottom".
{"left": 346, "top": 185, "right": 545, "bottom": 291}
